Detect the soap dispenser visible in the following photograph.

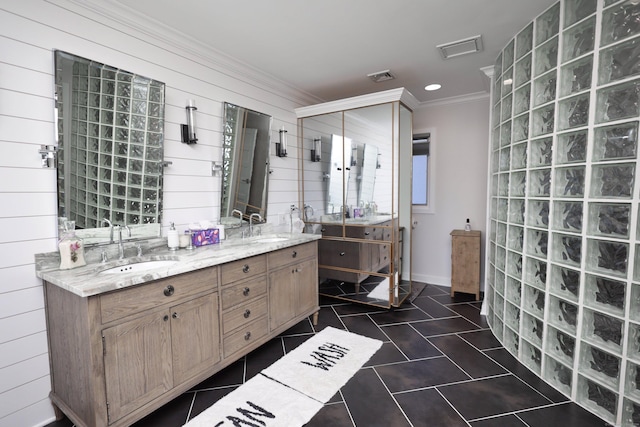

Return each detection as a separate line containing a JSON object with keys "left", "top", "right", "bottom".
{"left": 465, "top": 218, "right": 471, "bottom": 231}
{"left": 168, "top": 222, "right": 179, "bottom": 250}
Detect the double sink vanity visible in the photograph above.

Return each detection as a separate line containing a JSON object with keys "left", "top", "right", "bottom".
{"left": 36, "top": 233, "right": 320, "bottom": 427}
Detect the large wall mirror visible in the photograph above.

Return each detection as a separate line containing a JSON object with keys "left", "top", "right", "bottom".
{"left": 221, "top": 102, "right": 271, "bottom": 222}
{"left": 54, "top": 50, "right": 166, "bottom": 244}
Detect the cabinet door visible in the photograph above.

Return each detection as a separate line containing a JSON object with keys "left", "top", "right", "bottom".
{"left": 171, "top": 293, "right": 220, "bottom": 385}
{"left": 103, "top": 310, "right": 172, "bottom": 422}
{"left": 296, "top": 257, "right": 318, "bottom": 316}
{"left": 269, "top": 258, "right": 318, "bottom": 330}
{"left": 269, "top": 266, "right": 296, "bottom": 330}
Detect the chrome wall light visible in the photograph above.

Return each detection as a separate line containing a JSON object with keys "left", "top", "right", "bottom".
{"left": 311, "top": 137, "right": 322, "bottom": 162}
{"left": 276, "top": 126, "right": 288, "bottom": 157}
{"left": 181, "top": 99, "right": 198, "bottom": 144}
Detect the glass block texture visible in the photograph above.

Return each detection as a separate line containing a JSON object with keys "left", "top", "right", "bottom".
{"left": 488, "top": 1, "right": 640, "bottom": 424}
{"left": 58, "top": 60, "right": 165, "bottom": 229}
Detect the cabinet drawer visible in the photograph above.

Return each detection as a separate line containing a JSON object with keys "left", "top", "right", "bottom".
{"left": 318, "top": 240, "right": 364, "bottom": 269}
{"left": 220, "top": 254, "right": 267, "bottom": 284}
{"left": 268, "top": 242, "right": 316, "bottom": 267}
{"left": 221, "top": 277, "right": 267, "bottom": 310}
{"left": 222, "top": 297, "right": 267, "bottom": 334}
{"left": 320, "top": 224, "right": 343, "bottom": 237}
{"left": 100, "top": 267, "right": 217, "bottom": 324}
{"left": 223, "top": 317, "right": 268, "bottom": 357}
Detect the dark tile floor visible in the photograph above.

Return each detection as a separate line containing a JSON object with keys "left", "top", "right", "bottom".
{"left": 46, "top": 284, "right": 612, "bottom": 427}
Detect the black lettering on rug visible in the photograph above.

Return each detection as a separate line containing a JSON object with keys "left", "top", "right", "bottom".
{"left": 213, "top": 400, "right": 275, "bottom": 426}
{"left": 300, "top": 341, "right": 350, "bottom": 371}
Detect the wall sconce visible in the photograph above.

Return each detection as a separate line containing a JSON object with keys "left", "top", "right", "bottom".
{"left": 276, "top": 126, "right": 288, "bottom": 157}
{"left": 181, "top": 99, "right": 198, "bottom": 144}
{"left": 376, "top": 153, "right": 382, "bottom": 169}
{"left": 351, "top": 146, "right": 357, "bottom": 166}
{"left": 211, "top": 161, "right": 222, "bottom": 176}
{"left": 39, "top": 145, "right": 57, "bottom": 168}
{"left": 311, "top": 137, "right": 321, "bottom": 162}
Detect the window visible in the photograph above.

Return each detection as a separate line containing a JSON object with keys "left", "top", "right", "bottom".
{"left": 412, "top": 132, "right": 430, "bottom": 207}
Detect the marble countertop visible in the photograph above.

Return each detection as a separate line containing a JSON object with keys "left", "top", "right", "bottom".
{"left": 315, "top": 214, "right": 393, "bottom": 225}
{"left": 35, "top": 233, "right": 321, "bottom": 297}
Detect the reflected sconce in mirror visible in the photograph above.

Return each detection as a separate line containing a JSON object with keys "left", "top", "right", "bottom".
{"left": 376, "top": 153, "right": 382, "bottom": 169}
{"left": 351, "top": 146, "right": 357, "bottom": 166}
{"left": 311, "top": 137, "right": 321, "bottom": 162}
{"left": 39, "top": 145, "right": 58, "bottom": 168}
{"left": 181, "top": 99, "right": 198, "bottom": 144}
{"left": 276, "top": 126, "right": 288, "bottom": 157}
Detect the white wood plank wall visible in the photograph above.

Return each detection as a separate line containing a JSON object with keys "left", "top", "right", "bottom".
{"left": 0, "top": 1, "right": 317, "bottom": 425}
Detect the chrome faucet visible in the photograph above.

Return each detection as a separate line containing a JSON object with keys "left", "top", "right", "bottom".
{"left": 303, "top": 204, "right": 314, "bottom": 222}
{"left": 232, "top": 209, "right": 244, "bottom": 227}
{"left": 102, "top": 218, "right": 113, "bottom": 243}
{"left": 115, "top": 225, "right": 131, "bottom": 259}
{"left": 249, "top": 213, "right": 263, "bottom": 237}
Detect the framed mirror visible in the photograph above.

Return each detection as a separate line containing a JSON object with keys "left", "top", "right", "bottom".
{"left": 54, "top": 50, "right": 166, "bottom": 244}
{"left": 221, "top": 102, "right": 272, "bottom": 223}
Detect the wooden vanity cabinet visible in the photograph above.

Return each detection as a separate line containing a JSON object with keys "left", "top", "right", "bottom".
{"left": 44, "top": 240, "right": 319, "bottom": 427}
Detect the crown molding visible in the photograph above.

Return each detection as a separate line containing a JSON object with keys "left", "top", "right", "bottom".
{"left": 415, "top": 91, "right": 490, "bottom": 109}
{"left": 58, "top": 0, "right": 321, "bottom": 106}
{"left": 295, "top": 88, "right": 419, "bottom": 118}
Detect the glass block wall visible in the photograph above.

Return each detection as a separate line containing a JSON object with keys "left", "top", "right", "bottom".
{"left": 485, "top": 0, "right": 640, "bottom": 425}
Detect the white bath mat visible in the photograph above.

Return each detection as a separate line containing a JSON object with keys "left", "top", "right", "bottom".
{"left": 184, "top": 327, "right": 381, "bottom": 427}
{"left": 367, "top": 278, "right": 391, "bottom": 300}
{"left": 261, "top": 326, "right": 383, "bottom": 403}
{"left": 183, "top": 374, "right": 323, "bottom": 427}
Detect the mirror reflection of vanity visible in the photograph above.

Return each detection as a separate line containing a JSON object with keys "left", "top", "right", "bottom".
{"left": 296, "top": 88, "right": 416, "bottom": 308}
{"left": 54, "top": 50, "right": 166, "bottom": 244}
{"left": 221, "top": 102, "right": 271, "bottom": 223}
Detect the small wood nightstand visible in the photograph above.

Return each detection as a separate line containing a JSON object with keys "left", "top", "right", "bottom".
{"left": 450, "top": 230, "right": 481, "bottom": 300}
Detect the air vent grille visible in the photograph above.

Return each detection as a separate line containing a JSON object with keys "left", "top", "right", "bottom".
{"left": 367, "top": 70, "right": 396, "bottom": 83}
{"left": 437, "top": 35, "right": 483, "bottom": 59}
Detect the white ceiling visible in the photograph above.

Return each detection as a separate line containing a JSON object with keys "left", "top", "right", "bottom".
{"left": 113, "top": 0, "right": 557, "bottom": 103}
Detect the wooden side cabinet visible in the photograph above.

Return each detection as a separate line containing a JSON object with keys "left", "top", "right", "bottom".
{"left": 450, "top": 230, "right": 481, "bottom": 300}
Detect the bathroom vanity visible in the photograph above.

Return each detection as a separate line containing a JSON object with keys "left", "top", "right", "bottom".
{"left": 37, "top": 235, "right": 319, "bottom": 427}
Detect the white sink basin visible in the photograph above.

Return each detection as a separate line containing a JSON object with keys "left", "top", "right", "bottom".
{"left": 255, "top": 236, "right": 290, "bottom": 243}
{"left": 99, "top": 260, "right": 178, "bottom": 275}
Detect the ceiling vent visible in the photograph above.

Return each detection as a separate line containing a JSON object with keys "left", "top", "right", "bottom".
{"left": 367, "top": 70, "right": 396, "bottom": 83}
{"left": 437, "top": 35, "right": 483, "bottom": 59}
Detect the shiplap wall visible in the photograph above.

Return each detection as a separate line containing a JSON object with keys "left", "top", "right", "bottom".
{"left": 0, "top": 1, "right": 318, "bottom": 426}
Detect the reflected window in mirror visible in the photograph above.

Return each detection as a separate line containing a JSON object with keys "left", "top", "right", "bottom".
{"left": 221, "top": 102, "right": 272, "bottom": 223}
{"left": 55, "top": 51, "right": 166, "bottom": 244}
{"left": 412, "top": 132, "right": 431, "bottom": 207}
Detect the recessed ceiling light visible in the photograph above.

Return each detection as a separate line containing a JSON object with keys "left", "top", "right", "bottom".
{"left": 425, "top": 84, "right": 441, "bottom": 91}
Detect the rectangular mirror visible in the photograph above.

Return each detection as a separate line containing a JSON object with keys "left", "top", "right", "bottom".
{"left": 54, "top": 50, "right": 166, "bottom": 244}
{"left": 221, "top": 102, "right": 272, "bottom": 223}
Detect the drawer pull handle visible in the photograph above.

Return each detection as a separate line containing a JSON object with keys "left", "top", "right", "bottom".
{"left": 172, "top": 312, "right": 180, "bottom": 319}
{"left": 163, "top": 315, "right": 169, "bottom": 322}
{"left": 292, "top": 250, "right": 297, "bottom": 258}
{"left": 293, "top": 267, "right": 302, "bottom": 273}
{"left": 242, "top": 264, "right": 250, "bottom": 273}
{"left": 339, "top": 252, "right": 345, "bottom": 256}
{"left": 244, "top": 331, "right": 252, "bottom": 341}
{"left": 321, "top": 228, "right": 326, "bottom": 232}
{"left": 244, "top": 309, "right": 251, "bottom": 318}
{"left": 365, "top": 231, "right": 370, "bottom": 235}
{"left": 163, "top": 285, "right": 175, "bottom": 297}
{"left": 243, "top": 287, "right": 250, "bottom": 296}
